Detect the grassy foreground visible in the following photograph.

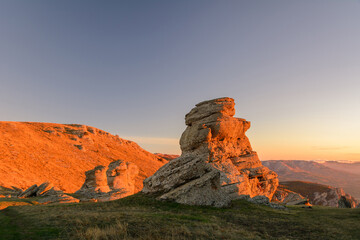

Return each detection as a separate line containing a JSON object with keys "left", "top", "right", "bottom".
{"left": 0, "top": 193, "right": 360, "bottom": 240}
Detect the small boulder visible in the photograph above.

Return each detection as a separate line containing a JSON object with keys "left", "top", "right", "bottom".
{"left": 36, "top": 182, "right": 54, "bottom": 196}
{"left": 79, "top": 165, "right": 111, "bottom": 193}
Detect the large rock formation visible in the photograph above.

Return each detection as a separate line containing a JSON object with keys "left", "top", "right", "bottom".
{"left": 0, "top": 122, "right": 166, "bottom": 193}
{"left": 75, "top": 160, "right": 139, "bottom": 202}
{"left": 142, "top": 97, "right": 279, "bottom": 207}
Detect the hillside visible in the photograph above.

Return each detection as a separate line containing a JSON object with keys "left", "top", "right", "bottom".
{"left": 0, "top": 122, "right": 166, "bottom": 193}
{"left": 1, "top": 193, "right": 360, "bottom": 239}
{"left": 263, "top": 160, "right": 360, "bottom": 199}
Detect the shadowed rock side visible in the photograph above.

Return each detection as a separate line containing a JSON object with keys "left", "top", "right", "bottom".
{"left": 75, "top": 160, "right": 139, "bottom": 202}
{"left": 142, "top": 97, "right": 279, "bottom": 207}
{"left": 0, "top": 122, "right": 166, "bottom": 193}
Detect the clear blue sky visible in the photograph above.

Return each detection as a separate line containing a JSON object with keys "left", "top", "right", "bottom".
{"left": 1, "top": 1, "right": 360, "bottom": 160}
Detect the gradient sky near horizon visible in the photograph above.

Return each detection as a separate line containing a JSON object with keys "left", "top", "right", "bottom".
{"left": 1, "top": 1, "right": 360, "bottom": 161}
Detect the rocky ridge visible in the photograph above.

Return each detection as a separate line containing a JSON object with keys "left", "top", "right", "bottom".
{"left": 142, "top": 97, "right": 279, "bottom": 207}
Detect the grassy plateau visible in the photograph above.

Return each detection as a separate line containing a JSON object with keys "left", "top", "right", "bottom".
{"left": 0, "top": 193, "right": 360, "bottom": 240}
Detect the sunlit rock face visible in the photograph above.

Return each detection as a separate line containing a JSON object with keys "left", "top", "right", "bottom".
{"left": 76, "top": 160, "right": 139, "bottom": 202}
{"left": 142, "top": 97, "right": 279, "bottom": 207}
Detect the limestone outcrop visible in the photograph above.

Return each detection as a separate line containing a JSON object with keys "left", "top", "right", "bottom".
{"left": 76, "top": 160, "right": 139, "bottom": 202}
{"left": 313, "top": 187, "right": 358, "bottom": 208}
{"left": 142, "top": 97, "right": 279, "bottom": 207}
{"left": 279, "top": 181, "right": 359, "bottom": 208}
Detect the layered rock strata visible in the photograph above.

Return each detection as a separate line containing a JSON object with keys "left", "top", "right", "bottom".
{"left": 1, "top": 182, "right": 79, "bottom": 204}
{"left": 142, "top": 97, "right": 279, "bottom": 207}
{"left": 76, "top": 160, "right": 139, "bottom": 202}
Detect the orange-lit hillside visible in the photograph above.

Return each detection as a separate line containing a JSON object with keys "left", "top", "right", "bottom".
{"left": 0, "top": 122, "right": 166, "bottom": 193}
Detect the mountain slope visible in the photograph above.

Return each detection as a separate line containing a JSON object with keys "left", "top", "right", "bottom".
{"left": 263, "top": 160, "right": 360, "bottom": 199}
{"left": 0, "top": 121, "right": 166, "bottom": 193}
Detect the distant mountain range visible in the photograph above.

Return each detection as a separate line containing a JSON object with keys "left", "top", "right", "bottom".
{"left": 262, "top": 160, "right": 360, "bottom": 199}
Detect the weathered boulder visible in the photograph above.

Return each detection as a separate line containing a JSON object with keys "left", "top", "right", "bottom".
{"left": 142, "top": 97, "right": 279, "bottom": 207}
{"left": 78, "top": 166, "right": 111, "bottom": 193}
{"left": 35, "top": 182, "right": 55, "bottom": 196}
{"left": 76, "top": 160, "right": 139, "bottom": 202}
{"left": 313, "top": 188, "right": 358, "bottom": 208}
{"left": 18, "top": 184, "right": 38, "bottom": 198}
{"left": 107, "top": 160, "right": 139, "bottom": 193}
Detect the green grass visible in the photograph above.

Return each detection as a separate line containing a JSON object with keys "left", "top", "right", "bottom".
{"left": 0, "top": 193, "right": 359, "bottom": 239}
